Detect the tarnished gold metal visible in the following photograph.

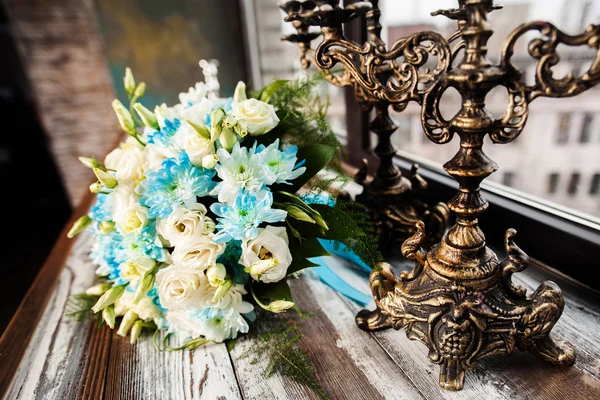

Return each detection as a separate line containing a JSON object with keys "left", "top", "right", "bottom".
{"left": 280, "top": 0, "right": 450, "bottom": 249}
{"left": 354, "top": 0, "right": 600, "bottom": 390}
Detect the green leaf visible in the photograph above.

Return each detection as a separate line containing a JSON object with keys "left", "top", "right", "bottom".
{"left": 310, "top": 204, "right": 363, "bottom": 241}
{"left": 226, "top": 337, "right": 238, "bottom": 352}
{"left": 287, "top": 257, "right": 320, "bottom": 275}
{"left": 273, "top": 144, "right": 336, "bottom": 193}
{"left": 254, "top": 280, "right": 294, "bottom": 302}
{"left": 290, "top": 236, "right": 329, "bottom": 259}
{"left": 259, "top": 79, "right": 289, "bottom": 103}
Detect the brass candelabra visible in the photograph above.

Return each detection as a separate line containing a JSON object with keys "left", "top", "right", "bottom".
{"left": 280, "top": 0, "right": 450, "bottom": 249}
{"left": 282, "top": 0, "right": 600, "bottom": 391}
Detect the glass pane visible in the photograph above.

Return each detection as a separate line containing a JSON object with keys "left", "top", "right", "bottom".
{"left": 251, "top": 0, "right": 347, "bottom": 135}
{"left": 380, "top": 0, "right": 600, "bottom": 219}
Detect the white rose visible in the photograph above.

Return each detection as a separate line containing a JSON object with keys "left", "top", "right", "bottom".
{"left": 114, "top": 290, "right": 162, "bottom": 322}
{"left": 171, "top": 235, "right": 225, "bottom": 270}
{"left": 156, "top": 265, "right": 212, "bottom": 309}
{"left": 104, "top": 137, "right": 146, "bottom": 185}
{"left": 174, "top": 126, "right": 214, "bottom": 168}
{"left": 241, "top": 226, "right": 292, "bottom": 283}
{"left": 232, "top": 99, "right": 280, "bottom": 136}
{"left": 157, "top": 204, "right": 214, "bottom": 247}
{"left": 110, "top": 184, "right": 149, "bottom": 235}
{"left": 118, "top": 255, "right": 155, "bottom": 284}
{"left": 145, "top": 143, "right": 178, "bottom": 171}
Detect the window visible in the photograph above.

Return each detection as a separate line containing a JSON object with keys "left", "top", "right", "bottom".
{"left": 591, "top": 173, "right": 600, "bottom": 195}
{"left": 580, "top": 113, "right": 593, "bottom": 143}
{"left": 568, "top": 173, "right": 581, "bottom": 195}
{"left": 548, "top": 173, "right": 559, "bottom": 194}
{"left": 556, "top": 113, "right": 571, "bottom": 144}
{"left": 502, "top": 172, "right": 516, "bottom": 187}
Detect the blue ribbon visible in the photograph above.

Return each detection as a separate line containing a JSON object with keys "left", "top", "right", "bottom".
{"left": 309, "top": 239, "right": 372, "bottom": 306}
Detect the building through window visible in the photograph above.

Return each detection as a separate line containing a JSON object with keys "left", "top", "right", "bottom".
{"left": 548, "top": 173, "right": 560, "bottom": 194}
{"left": 568, "top": 173, "right": 581, "bottom": 195}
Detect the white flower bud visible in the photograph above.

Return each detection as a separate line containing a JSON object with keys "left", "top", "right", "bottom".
{"left": 67, "top": 215, "right": 92, "bottom": 238}
{"left": 112, "top": 99, "right": 136, "bottom": 136}
{"left": 201, "top": 154, "right": 218, "bottom": 169}
{"left": 103, "top": 305, "right": 116, "bottom": 329}
{"left": 219, "top": 127, "right": 238, "bottom": 151}
{"left": 93, "top": 168, "right": 117, "bottom": 188}
{"left": 207, "top": 263, "right": 227, "bottom": 287}
{"left": 266, "top": 300, "right": 295, "bottom": 313}
{"left": 133, "top": 82, "right": 146, "bottom": 99}
{"left": 212, "top": 279, "right": 233, "bottom": 302}
{"left": 233, "top": 81, "right": 247, "bottom": 102}
{"left": 124, "top": 67, "right": 136, "bottom": 95}
{"left": 133, "top": 103, "right": 159, "bottom": 130}
{"left": 117, "top": 309, "right": 138, "bottom": 337}
{"left": 85, "top": 282, "right": 112, "bottom": 296}
{"left": 89, "top": 182, "right": 102, "bottom": 193}
{"left": 92, "top": 285, "right": 126, "bottom": 314}
{"left": 79, "top": 156, "right": 103, "bottom": 169}
{"left": 130, "top": 320, "right": 144, "bottom": 344}
{"left": 185, "top": 118, "right": 210, "bottom": 139}
{"left": 99, "top": 221, "right": 115, "bottom": 234}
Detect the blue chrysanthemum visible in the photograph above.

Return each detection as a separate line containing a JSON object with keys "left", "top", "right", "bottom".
{"left": 146, "top": 118, "right": 181, "bottom": 147}
{"left": 210, "top": 190, "right": 287, "bottom": 243}
{"left": 90, "top": 230, "right": 123, "bottom": 283}
{"left": 89, "top": 193, "right": 112, "bottom": 223}
{"left": 117, "top": 223, "right": 169, "bottom": 263}
{"left": 255, "top": 139, "right": 306, "bottom": 185}
{"left": 138, "top": 151, "right": 216, "bottom": 218}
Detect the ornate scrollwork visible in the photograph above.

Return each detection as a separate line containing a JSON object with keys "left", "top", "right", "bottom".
{"left": 502, "top": 21, "right": 600, "bottom": 101}
{"left": 313, "top": 31, "right": 451, "bottom": 105}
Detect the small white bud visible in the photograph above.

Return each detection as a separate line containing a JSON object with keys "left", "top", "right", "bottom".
{"left": 233, "top": 81, "right": 247, "bottom": 102}
{"left": 117, "top": 310, "right": 138, "bottom": 337}
{"left": 133, "top": 103, "right": 159, "bottom": 130}
{"left": 201, "top": 154, "right": 218, "bottom": 169}
{"left": 93, "top": 168, "right": 117, "bottom": 188}
{"left": 92, "top": 285, "right": 126, "bottom": 314}
{"left": 124, "top": 68, "right": 136, "bottom": 95}
{"left": 112, "top": 99, "right": 136, "bottom": 136}
{"left": 266, "top": 300, "right": 295, "bottom": 313}
{"left": 67, "top": 215, "right": 92, "bottom": 238}
{"left": 103, "top": 305, "right": 116, "bottom": 329}
{"left": 85, "top": 282, "right": 112, "bottom": 296}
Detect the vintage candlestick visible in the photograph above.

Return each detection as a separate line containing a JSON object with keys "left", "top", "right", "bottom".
{"left": 280, "top": 0, "right": 450, "bottom": 249}
{"left": 354, "top": 0, "right": 600, "bottom": 391}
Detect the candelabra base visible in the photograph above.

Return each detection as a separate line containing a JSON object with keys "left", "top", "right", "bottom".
{"left": 356, "top": 223, "right": 575, "bottom": 391}
{"left": 354, "top": 159, "right": 450, "bottom": 251}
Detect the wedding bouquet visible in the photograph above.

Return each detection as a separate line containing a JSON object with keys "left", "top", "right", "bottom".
{"left": 67, "top": 69, "right": 377, "bottom": 349}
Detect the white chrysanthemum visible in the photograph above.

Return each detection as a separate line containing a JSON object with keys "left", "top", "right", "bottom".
{"left": 179, "top": 82, "right": 207, "bottom": 106}
{"left": 157, "top": 203, "right": 215, "bottom": 247}
{"left": 257, "top": 139, "right": 306, "bottom": 185}
{"left": 155, "top": 103, "right": 183, "bottom": 129}
{"left": 241, "top": 226, "right": 292, "bottom": 283}
{"left": 209, "top": 142, "right": 269, "bottom": 204}
{"left": 171, "top": 235, "right": 225, "bottom": 270}
{"left": 164, "top": 302, "right": 253, "bottom": 341}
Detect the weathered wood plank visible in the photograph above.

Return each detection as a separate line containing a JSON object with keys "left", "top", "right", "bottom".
{"left": 0, "top": 194, "right": 95, "bottom": 397}
{"left": 229, "top": 265, "right": 424, "bottom": 399}
{"left": 3, "top": 231, "right": 104, "bottom": 399}
{"left": 104, "top": 335, "right": 241, "bottom": 399}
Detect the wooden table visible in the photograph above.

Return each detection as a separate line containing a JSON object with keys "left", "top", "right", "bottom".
{"left": 2, "top": 200, "right": 600, "bottom": 399}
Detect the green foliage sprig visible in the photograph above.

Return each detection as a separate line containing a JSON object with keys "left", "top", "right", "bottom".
{"left": 238, "top": 311, "right": 327, "bottom": 399}
{"left": 65, "top": 293, "right": 101, "bottom": 323}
